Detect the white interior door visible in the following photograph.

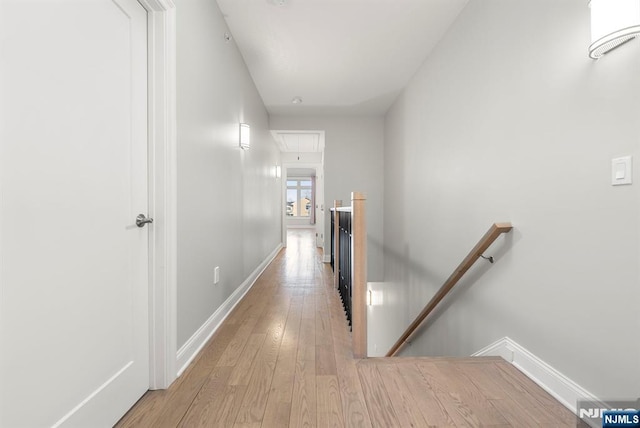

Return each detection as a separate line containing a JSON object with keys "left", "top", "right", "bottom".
{"left": 0, "top": 1, "right": 150, "bottom": 426}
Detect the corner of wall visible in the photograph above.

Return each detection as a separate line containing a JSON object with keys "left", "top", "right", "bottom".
{"left": 473, "top": 337, "right": 603, "bottom": 415}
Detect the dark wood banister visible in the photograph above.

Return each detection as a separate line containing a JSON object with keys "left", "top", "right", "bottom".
{"left": 386, "top": 222, "right": 513, "bottom": 357}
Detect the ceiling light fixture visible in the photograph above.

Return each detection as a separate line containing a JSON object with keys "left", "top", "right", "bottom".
{"left": 291, "top": 96, "right": 303, "bottom": 104}
{"left": 589, "top": 0, "right": 640, "bottom": 59}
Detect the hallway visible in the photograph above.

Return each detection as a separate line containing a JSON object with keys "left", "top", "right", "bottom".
{"left": 116, "top": 229, "right": 576, "bottom": 427}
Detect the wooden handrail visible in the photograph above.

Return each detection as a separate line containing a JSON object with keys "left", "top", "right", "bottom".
{"left": 386, "top": 222, "right": 513, "bottom": 357}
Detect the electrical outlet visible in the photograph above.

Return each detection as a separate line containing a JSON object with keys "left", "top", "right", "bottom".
{"left": 214, "top": 266, "right": 220, "bottom": 284}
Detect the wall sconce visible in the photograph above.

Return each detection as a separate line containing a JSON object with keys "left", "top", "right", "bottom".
{"left": 239, "top": 123, "right": 250, "bottom": 150}
{"left": 275, "top": 165, "right": 281, "bottom": 178}
{"left": 367, "top": 288, "right": 383, "bottom": 306}
{"left": 589, "top": 0, "right": 640, "bottom": 59}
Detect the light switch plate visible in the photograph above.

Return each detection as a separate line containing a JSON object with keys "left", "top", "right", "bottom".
{"left": 612, "top": 156, "right": 632, "bottom": 186}
{"left": 214, "top": 266, "right": 220, "bottom": 284}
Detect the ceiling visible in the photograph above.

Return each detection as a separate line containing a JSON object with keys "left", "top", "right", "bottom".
{"left": 216, "top": 0, "right": 469, "bottom": 116}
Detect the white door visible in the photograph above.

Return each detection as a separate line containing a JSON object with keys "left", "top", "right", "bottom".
{"left": 0, "top": 1, "right": 150, "bottom": 426}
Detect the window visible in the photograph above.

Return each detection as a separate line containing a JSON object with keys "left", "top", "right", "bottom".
{"left": 286, "top": 179, "right": 312, "bottom": 217}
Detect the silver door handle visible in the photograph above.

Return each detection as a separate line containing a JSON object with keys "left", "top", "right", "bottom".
{"left": 136, "top": 214, "right": 154, "bottom": 227}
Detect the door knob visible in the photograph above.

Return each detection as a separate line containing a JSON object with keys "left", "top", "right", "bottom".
{"left": 136, "top": 214, "right": 154, "bottom": 228}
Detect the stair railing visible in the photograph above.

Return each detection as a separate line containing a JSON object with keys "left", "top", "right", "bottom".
{"left": 330, "top": 192, "right": 367, "bottom": 358}
{"left": 386, "top": 222, "right": 513, "bottom": 357}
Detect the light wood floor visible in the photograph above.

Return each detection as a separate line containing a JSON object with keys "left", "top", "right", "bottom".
{"left": 116, "top": 229, "right": 576, "bottom": 427}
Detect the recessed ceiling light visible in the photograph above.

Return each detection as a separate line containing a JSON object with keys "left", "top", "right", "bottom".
{"left": 291, "top": 96, "right": 303, "bottom": 104}
{"left": 268, "top": 0, "right": 287, "bottom": 6}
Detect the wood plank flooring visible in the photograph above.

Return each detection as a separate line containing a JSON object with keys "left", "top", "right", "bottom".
{"left": 116, "top": 229, "right": 576, "bottom": 428}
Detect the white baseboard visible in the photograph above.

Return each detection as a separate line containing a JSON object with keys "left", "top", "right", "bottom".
{"left": 473, "top": 337, "right": 602, "bottom": 417}
{"left": 176, "top": 244, "right": 283, "bottom": 376}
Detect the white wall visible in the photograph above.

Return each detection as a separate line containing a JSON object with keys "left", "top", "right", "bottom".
{"left": 381, "top": 0, "right": 640, "bottom": 399}
{"left": 177, "top": 0, "right": 282, "bottom": 348}
{"left": 270, "top": 116, "right": 385, "bottom": 281}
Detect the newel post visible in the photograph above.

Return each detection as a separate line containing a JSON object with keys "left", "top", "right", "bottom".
{"left": 333, "top": 200, "right": 342, "bottom": 290}
{"left": 351, "top": 192, "right": 367, "bottom": 359}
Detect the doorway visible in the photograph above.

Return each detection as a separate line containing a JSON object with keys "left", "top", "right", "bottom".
{"left": 0, "top": 1, "right": 177, "bottom": 426}
{"left": 271, "top": 130, "right": 325, "bottom": 251}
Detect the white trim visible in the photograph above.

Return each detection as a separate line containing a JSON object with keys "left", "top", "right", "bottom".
{"left": 473, "top": 337, "right": 603, "bottom": 416}
{"left": 139, "top": 0, "right": 175, "bottom": 9}
{"left": 176, "top": 244, "right": 283, "bottom": 376}
{"left": 138, "top": 0, "right": 178, "bottom": 390}
{"left": 473, "top": 337, "right": 516, "bottom": 362}
{"left": 286, "top": 225, "right": 316, "bottom": 229}
{"left": 52, "top": 362, "right": 134, "bottom": 428}
{"left": 323, "top": 254, "right": 331, "bottom": 263}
